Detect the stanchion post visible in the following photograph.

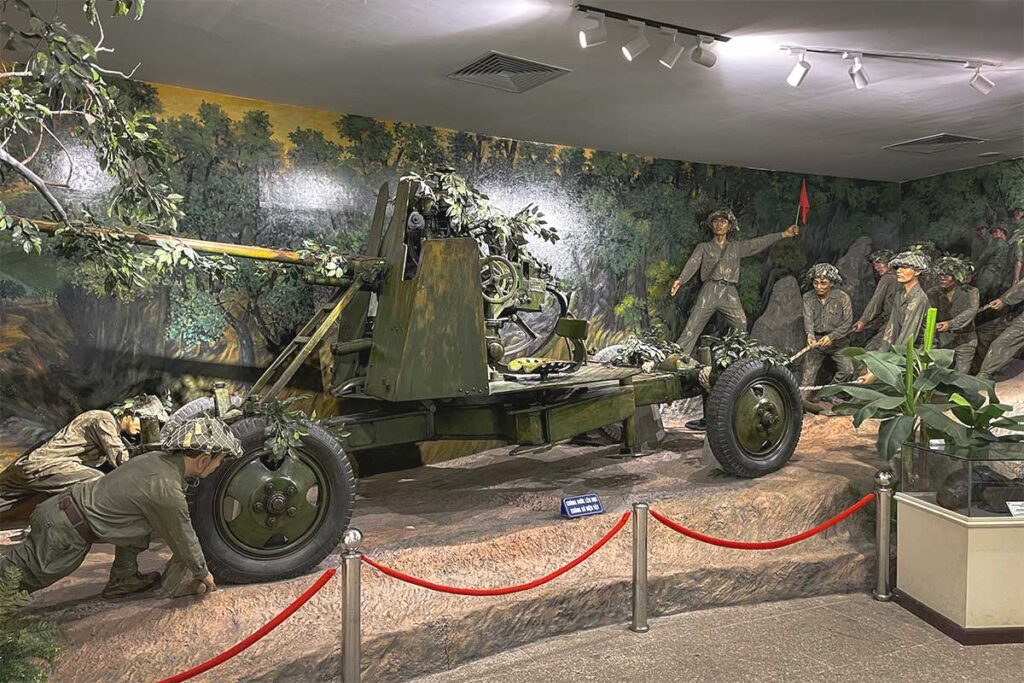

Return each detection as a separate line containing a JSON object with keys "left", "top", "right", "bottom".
{"left": 873, "top": 471, "right": 894, "bottom": 602}
{"left": 342, "top": 528, "right": 363, "bottom": 682}
{"left": 630, "top": 502, "right": 650, "bottom": 633}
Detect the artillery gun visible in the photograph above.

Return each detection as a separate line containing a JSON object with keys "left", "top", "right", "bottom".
{"left": 23, "top": 179, "right": 803, "bottom": 583}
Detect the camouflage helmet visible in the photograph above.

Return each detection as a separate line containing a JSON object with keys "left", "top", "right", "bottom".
{"left": 932, "top": 255, "right": 974, "bottom": 283}
{"left": 162, "top": 417, "right": 242, "bottom": 458}
{"left": 110, "top": 394, "right": 170, "bottom": 425}
{"left": 889, "top": 251, "right": 930, "bottom": 273}
{"left": 706, "top": 209, "right": 739, "bottom": 233}
{"left": 868, "top": 249, "right": 894, "bottom": 264}
{"left": 806, "top": 263, "right": 844, "bottom": 286}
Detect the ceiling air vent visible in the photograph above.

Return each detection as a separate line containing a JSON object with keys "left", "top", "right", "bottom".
{"left": 884, "top": 133, "right": 988, "bottom": 155}
{"left": 448, "top": 51, "right": 570, "bottom": 93}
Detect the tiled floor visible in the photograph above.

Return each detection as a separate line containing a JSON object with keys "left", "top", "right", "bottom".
{"left": 413, "top": 593, "right": 1023, "bottom": 682}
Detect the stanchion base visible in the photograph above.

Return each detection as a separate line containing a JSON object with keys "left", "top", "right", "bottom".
{"left": 628, "top": 624, "right": 650, "bottom": 633}
{"left": 872, "top": 591, "right": 893, "bottom": 602}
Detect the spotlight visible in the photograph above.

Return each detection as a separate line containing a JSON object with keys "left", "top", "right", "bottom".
{"left": 578, "top": 13, "right": 606, "bottom": 49}
{"left": 969, "top": 67, "right": 995, "bottom": 95}
{"left": 690, "top": 36, "right": 717, "bottom": 68}
{"left": 845, "top": 53, "right": 869, "bottom": 89}
{"left": 786, "top": 51, "right": 811, "bottom": 87}
{"left": 659, "top": 32, "right": 685, "bottom": 68}
{"left": 622, "top": 21, "right": 650, "bottom": 62}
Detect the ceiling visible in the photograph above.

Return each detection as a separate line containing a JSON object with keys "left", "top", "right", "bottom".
{"left": 53, "top": 0, "right": 1024, "bottom": 182}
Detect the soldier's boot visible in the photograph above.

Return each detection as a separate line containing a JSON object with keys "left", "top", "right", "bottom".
{"left": 101, "top": 571, "right": 162, "bottom": 600}
{"left": 685, "top": 396, "right": 708, "bottom": 431}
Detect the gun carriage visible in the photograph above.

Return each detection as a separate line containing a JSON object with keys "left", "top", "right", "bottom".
{"left": 18, "top": 179, "right": 803, "bottom": 583}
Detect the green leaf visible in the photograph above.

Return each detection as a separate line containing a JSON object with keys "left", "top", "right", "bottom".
{"left": 917, "top": 404, "right": 970, "bottom": 446}
{"left": 862, "top": 355, "right": 904, "bottom": 390}
{"left": 877, "top": 415, "right": 916, "bottom": 460}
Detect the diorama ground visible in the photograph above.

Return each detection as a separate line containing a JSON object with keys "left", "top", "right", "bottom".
{"left": 7, "top": 372, "right": 1024, "bottom": 682}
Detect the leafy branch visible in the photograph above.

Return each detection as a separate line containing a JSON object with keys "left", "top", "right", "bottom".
{"left": 0, "top": 566, "right": 63, "bottom": 683}
{"left": 257, "top": 396, "right": 349, "bottom": 466}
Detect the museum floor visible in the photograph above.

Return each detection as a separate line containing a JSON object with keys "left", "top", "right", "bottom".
{"left": 413, "top": 592, "right": 1024, "bottom": 682}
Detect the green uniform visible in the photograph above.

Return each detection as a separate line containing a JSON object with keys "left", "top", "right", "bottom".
{"left": 974, "top": 238, "right": 1011, "bottom": 301}
{"left": 978, "top": 281, "right": 1024, "bottom": 380}
{"left": 0, "top": 451, "right": 207, "bottom": 593}
{"left": 675, "top": 232, "right": 784, "bottom": 354}
{"left": 801, "top": 288, "right": 855, "bottom": 388}
{"left": 928, "top": 284, "right": 979, "bottom": 373}
{"left": 0, "top": 411, "right": 128, "bottom": 499}
{"left": 971, "top": 233, "right": 988, "bottom": 263}
{"left": 855, "top": 272, "right": 898, "bottom": 351}
{"left": 880, "top": 282, "right": 930, "bottom": 350}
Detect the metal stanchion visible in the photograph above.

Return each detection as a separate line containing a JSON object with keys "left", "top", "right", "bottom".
{"left": 342, "top": 528, "right": 364, "bottom": 682}
{"left": 630, "top": 502, "right": 650, "bottom": 633}
{"left": 872, "top": 471, "right": 894, "bottom": 602}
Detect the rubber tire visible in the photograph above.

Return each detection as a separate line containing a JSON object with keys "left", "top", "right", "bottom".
{"left": 705, "top": 358, "right": 802, "bottom": 478}
{"left": 188, "top": 417, "right": 356, "bottom": 584}
{"left": 161, "top": 395, "right": 244, "bottom": 437}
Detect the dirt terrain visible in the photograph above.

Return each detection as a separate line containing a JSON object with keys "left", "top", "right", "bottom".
{"left": 1, "top": 402, "right": 906, "bottom": 683}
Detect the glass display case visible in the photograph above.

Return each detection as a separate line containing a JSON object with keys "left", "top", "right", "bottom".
{"left": 901, "top": 441, "right": 1024, "bottom": 518}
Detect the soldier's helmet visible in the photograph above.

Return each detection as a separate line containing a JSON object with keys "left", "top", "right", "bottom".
{"left": 706, "top": 209, "right": 739, "bottom": 233}
{"left": 933, "top": 255, "right": 974, "bottom": 283}
{"left": 888, "top": 251, "right": 930, "bottom": 273}
{"left": 868, "top": 248, "right": 894, "bottom": 264}
{"left": 807, "top": 263, "right": 844, "bottom": 286}
{"left": 110, "top": 394, "right": 170, "bottom": 424}
{"left": 163, "top": 417, "right": 242, "bottom": 459}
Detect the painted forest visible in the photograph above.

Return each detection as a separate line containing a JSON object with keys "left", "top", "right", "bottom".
{"left": 1, "top": 79, "right": 1022, "bottom": 463}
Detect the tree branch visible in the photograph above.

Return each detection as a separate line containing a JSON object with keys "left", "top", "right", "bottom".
{"left": 0, "top": 145, "right": 69, "bottom": 223}
{"left": 41, "top": 122, "right": 74, "bottom": 185}
{"left": 0, "top": 71, "right": 32, "bottom": 79}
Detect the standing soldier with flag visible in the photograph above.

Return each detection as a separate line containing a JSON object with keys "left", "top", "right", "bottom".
{"left": 928, "top": 256, "right": 980, "bottom": 374}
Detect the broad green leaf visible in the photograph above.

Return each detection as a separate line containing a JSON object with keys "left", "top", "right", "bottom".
{"left": 861, "top": 355, "right": 904, "bottom": 390}
{"left": 877, "top": 415, "right": 916, "bottom": 460}
{"left": 917, "top": 404, "right": 970, "bottom": 446}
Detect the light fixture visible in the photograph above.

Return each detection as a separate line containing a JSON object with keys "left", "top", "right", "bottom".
{"left": 621, "top": 21, "right": 649, "bottom": 61}
{"left": 659, "top": 31, "right": 685, "bottom": 68}
{"left": 845, "top": 52, "right": 869, "bottom": 89}
{"left": 786, "top": 50, "right": 811, "bottom": 87}
{"left": 969, "top": 66, "right": 995, "bottom": 95}
{"left": 578, "top": 13, "right": 607, "bottom": 49}
{"left": 691, "top": 35, "right": 717, "bottom": 68}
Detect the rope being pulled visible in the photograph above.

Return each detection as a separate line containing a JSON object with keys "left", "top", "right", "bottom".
{"left": 650, "top": 493, "right": 874, "bottom": 550}
{"left": 157, "top": 567, "right": 336, "bottom": 683}
{"left": 362, "top": 511, "right": 630, "bottom": 596}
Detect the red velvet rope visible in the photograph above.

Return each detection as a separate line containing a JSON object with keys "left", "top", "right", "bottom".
{"left": 649, "top": 493, "right": 875, "bottom": 550}
{"left": 157, "top": 567, "right": 336, "bottom": 683}
{"left": 361, "top": 510, "right": 631, "bottom": 596}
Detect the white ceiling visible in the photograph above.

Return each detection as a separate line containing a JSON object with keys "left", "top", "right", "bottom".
{"left": 61, "top": 0, "right": 1024, "bottom": 182}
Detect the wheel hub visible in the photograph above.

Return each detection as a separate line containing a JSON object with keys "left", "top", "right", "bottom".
{"left": 733, "top": 380, "right": 792, "bottom": 457}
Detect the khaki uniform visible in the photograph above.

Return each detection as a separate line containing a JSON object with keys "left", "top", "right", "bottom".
{"left": 801, "top": 288, "right": 854, "bottom": 388}
{"left": 675, "top": 232, "right": 783, "bottom": 354}
{"left": 880, "top": 282, "right": 930, "bottom": 351}
{"left": 0, "top": 411, "right": 128, "bottom": 499}
{"left": 0, "top": 451, "right": 207, "bottom": 593}
{"left": 978, "top": 281, "right": 1024, "bottom": 380}
{"left": 928, "top": 285, "right": 979, "bottom": 374}
{"left": 856, "top": 272, "right": 899, "bottom": 351}
{"left": 974, "top": 238, "right": 1011, "bottom": 301}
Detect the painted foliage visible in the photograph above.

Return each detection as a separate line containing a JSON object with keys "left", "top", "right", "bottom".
{"left": 1, "top": 81, "right": 1022, "bottom": 457}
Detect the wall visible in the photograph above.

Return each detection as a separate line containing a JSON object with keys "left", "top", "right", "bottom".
{"left": 1, "top": 81, "right": 1022, "bottom": 460}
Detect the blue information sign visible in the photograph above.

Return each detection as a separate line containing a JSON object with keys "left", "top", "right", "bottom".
{"left": 560, "top": 492, "right": 605, "bottom": 519}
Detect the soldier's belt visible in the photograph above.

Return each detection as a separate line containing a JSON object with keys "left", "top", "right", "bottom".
{"left": 708, "top": 279, "right": 737, "bottom": 285}
{"left": 58, "top": 492, "right": 98, "bottom": 544}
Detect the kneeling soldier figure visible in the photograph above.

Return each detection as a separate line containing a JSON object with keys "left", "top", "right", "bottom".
{"left": 928, "top": 256, "right": 979, "bottom": 374}
{"left": 0, "top": 417, "right": 240, "bottom": 599}
{"left": 801, "top": 263, "right": 854, "bottom": 397}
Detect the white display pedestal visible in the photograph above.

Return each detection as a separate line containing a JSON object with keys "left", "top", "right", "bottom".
{"left": 895, "top": 492, "right": 1024, "bottom": 644}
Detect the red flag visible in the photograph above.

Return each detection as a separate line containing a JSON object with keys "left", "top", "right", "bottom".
{"left": 798, "top": 178, "right": 811, "bottom": 225}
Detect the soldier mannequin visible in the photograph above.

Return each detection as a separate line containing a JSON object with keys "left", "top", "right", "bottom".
{"left": 670, "top": 209, "right": 800, "bottom": 355}
{"left": 851, "top": 249, "right": 897, "bottom": 351}
{"left": 0, "top": 395, "right": 168, "bottom": 500}
{"left": 1011, "top": 207, "right": 1024, "bottom": 285}
{"left": 801, "top": 264, "right": 854, "bottom": 399}
{"left": 977, "top": 267, "right": 1024, "bottom": 380}
{"left": 974, "top": 226, "right": 1011, "bottom": 301}
{"left": 879, "top": 251, "right": 931, "bottom": 350}
{"left": 928, "top": 256, "right": 980, "bottom": 374}
{"left": 0, "top": 417, "right": 238, "bottom": 599}
{"left": 970, "top": 224, "right": 988, "bottom": 264}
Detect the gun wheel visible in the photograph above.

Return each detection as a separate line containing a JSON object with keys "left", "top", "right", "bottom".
{"left": 481, "top": 255, "right": 520, "bottom": 305}
{"left": 705, "top": 358, "right": 802, "bottom": 478}
{"left": 188, "top": 417, "right": 355, "bottom": 583}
